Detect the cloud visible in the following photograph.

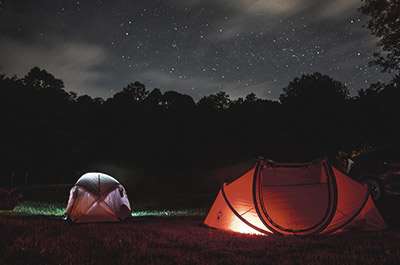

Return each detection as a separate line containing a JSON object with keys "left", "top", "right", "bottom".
{"left": 239, "top": 0, "right": 306, "bottom": 15}
{"left": 318, "top": 0, "right": 361, "bottom": 18}
{"left": 135, "top": 70, "right": 277, "bottom": 100}
{"left": 179, "top": 0, "right": 364, "bottom": 45}
{"left": 240, "top": 0, "right": 361, "bottom": 17}
{"left": 135, "top": 70, "right": 218, "bottom": 99}
{"left": 217, "top": 79, "right": 278, "bottom": 99}
{"left": 177, "top": 0, "right": 306, "bottom": 15}
{"left": 0, "top": 38, "right": 110, "bottom": 96}
{"left": 206, "top": 21, "right": 244, "bottom": 42}
{"left": 178, "top": 0, "right": 361, "bottom": 16}
{"left": 0, "top": 37, "right": 277, "bottom": 100}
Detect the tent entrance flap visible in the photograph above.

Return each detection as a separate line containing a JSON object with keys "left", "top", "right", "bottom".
{"left": 254, "top": 160, "right": 338, "bottom": 235}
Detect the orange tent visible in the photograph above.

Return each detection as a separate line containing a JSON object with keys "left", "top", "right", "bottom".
{"left": 204, "top": 159, "right": 386, "bottom": 235}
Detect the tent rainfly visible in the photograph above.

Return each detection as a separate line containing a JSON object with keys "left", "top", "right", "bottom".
{"left": 204, "top": 159, "right": 386, "bottom": 235}
{"left": 65, "top": 172, "right": 131, "bottom": 223}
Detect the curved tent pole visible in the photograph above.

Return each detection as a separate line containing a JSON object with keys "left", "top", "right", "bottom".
{"left": 321, "top": 164, "right": 372, "bottom": 234}
{"left": 98, "top": 174, "right": 101, "bottom": 196}
{"left": 252, "top": 160, "right": 282, "bottom": 235}
{"left": 220, "top": 183, "right": 271, "bottom": 235}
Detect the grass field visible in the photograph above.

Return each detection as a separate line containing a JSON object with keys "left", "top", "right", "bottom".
{"left": 0, "top": 201, "right": 206, "bottom": 218}
{"left": 1, "top": 202, "right": 400, "bottom": 265}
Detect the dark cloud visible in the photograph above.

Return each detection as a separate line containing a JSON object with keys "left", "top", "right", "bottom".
{"left": 0, "top": 37, "right": 113, "bottom": 96}
{"left": 0, "top": 0, "right": 391, "bottom": 100}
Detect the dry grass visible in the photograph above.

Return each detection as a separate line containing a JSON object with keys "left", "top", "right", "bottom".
{"left": 1, "top": 214, "right": 400, "bottom": 265}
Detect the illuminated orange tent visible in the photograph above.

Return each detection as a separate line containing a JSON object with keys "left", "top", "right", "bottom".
{"left": 204, "top": 159, "right": 386, "bottom": 235}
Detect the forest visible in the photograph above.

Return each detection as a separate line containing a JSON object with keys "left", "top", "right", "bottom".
{"left": 1, "top": 68, "right": 399, "bottom": 195}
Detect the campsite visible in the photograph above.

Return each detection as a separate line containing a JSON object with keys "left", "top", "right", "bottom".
{"left": 1, "top": 212, "right": 400, "bottom": 265}
{"left": 2, "top": 0, "right": 400, "bottom": 264}
{"left": 1, "top": 160, "right": 400, "bottom": 265}
{"left": 1, "top": 193, "right": 400, "bottom": 265}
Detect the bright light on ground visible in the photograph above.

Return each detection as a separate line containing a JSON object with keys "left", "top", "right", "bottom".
{"left": 1, "top": 201, "right": 206, "bottom": 218}
{"left": 12, "top": 201, "right": 65, "bottom": 216}
{"left": 132, "top": 209, "right": 206, "bottom": 217}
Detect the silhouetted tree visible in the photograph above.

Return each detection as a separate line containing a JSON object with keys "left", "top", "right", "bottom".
{"left": 279, "top": 73, "right": 350, "bottom": 158}
{"left": 352, "top": 76, "right": 400, "bottom": 146}
{"left": 144, "top": 88, "right": 163, "bottom": 107}
{"left": 244, "top": 92, "right": 258, "bottom": 103}
{"left": 379, "top": 75, "right": 400, "bottom": 140}
{"left": 351, "top": 82, "right": 383, "bottom": 146}
{"left": 93, "top": 97, "right": 105, "bottom": 105}
{"left": 360, "top": 0, "right": 400, "bottom": 73}
{"left": 163, "top": 90, "right": 195, "bottom": 111}
{"left": 23, "top": 67, "right": 64, "bottom": 91}
{"left": 112, "top": 81, "right": 148, "bottom": 104}
{"left": 357, "top": 82, "right": 384, "bottom": 99}
{"left": 22, "top": 67, "right": 73, "bottom": 104}
{"left": 76, "top": 94, "right": 94, "bottom": 105}
{"left": 280, "top": 72, "right": 349, "bottom": 106}
{"left": 198, "top": 91, "right": 231, "bottom": 111}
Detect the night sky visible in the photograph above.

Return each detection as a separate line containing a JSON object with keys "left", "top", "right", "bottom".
{"left": 0, "top": 0, "right": 391, "bottom": 100}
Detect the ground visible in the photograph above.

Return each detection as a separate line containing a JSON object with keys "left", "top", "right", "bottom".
{"left": 1, "top": 202, "right": 400, "bottom": 265}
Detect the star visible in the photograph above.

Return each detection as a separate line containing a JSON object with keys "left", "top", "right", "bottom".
{"left": 0, "top": 0, "right": 390, "bottom": 100}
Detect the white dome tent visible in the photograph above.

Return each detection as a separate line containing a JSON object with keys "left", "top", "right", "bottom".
{"left": 65, "top": 172, "right": 131, "bottom": 223}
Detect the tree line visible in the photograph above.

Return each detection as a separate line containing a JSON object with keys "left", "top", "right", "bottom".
{"left": 0, "top": 68, "right": 399, "bottom": 191}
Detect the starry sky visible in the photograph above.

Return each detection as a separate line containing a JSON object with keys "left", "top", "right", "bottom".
{"left": 0, "top": 0, "right": 391, "bottom": 100}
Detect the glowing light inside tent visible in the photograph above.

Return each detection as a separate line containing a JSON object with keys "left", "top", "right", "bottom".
{"left": 228, "top": 219, "right": 264, "bottom": 235}
{"left": 227, "top": 209, "right": 270, "bottom": 235}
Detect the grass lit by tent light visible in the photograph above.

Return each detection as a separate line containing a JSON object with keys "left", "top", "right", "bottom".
{"left": 0, "top": 201, "right": 206, "bottom": 218}
{"left": 10, "top": 201, "right": 65, "bottom": 216}
{"left": 132, "top": 208, "right": 206, "bottom": 217}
